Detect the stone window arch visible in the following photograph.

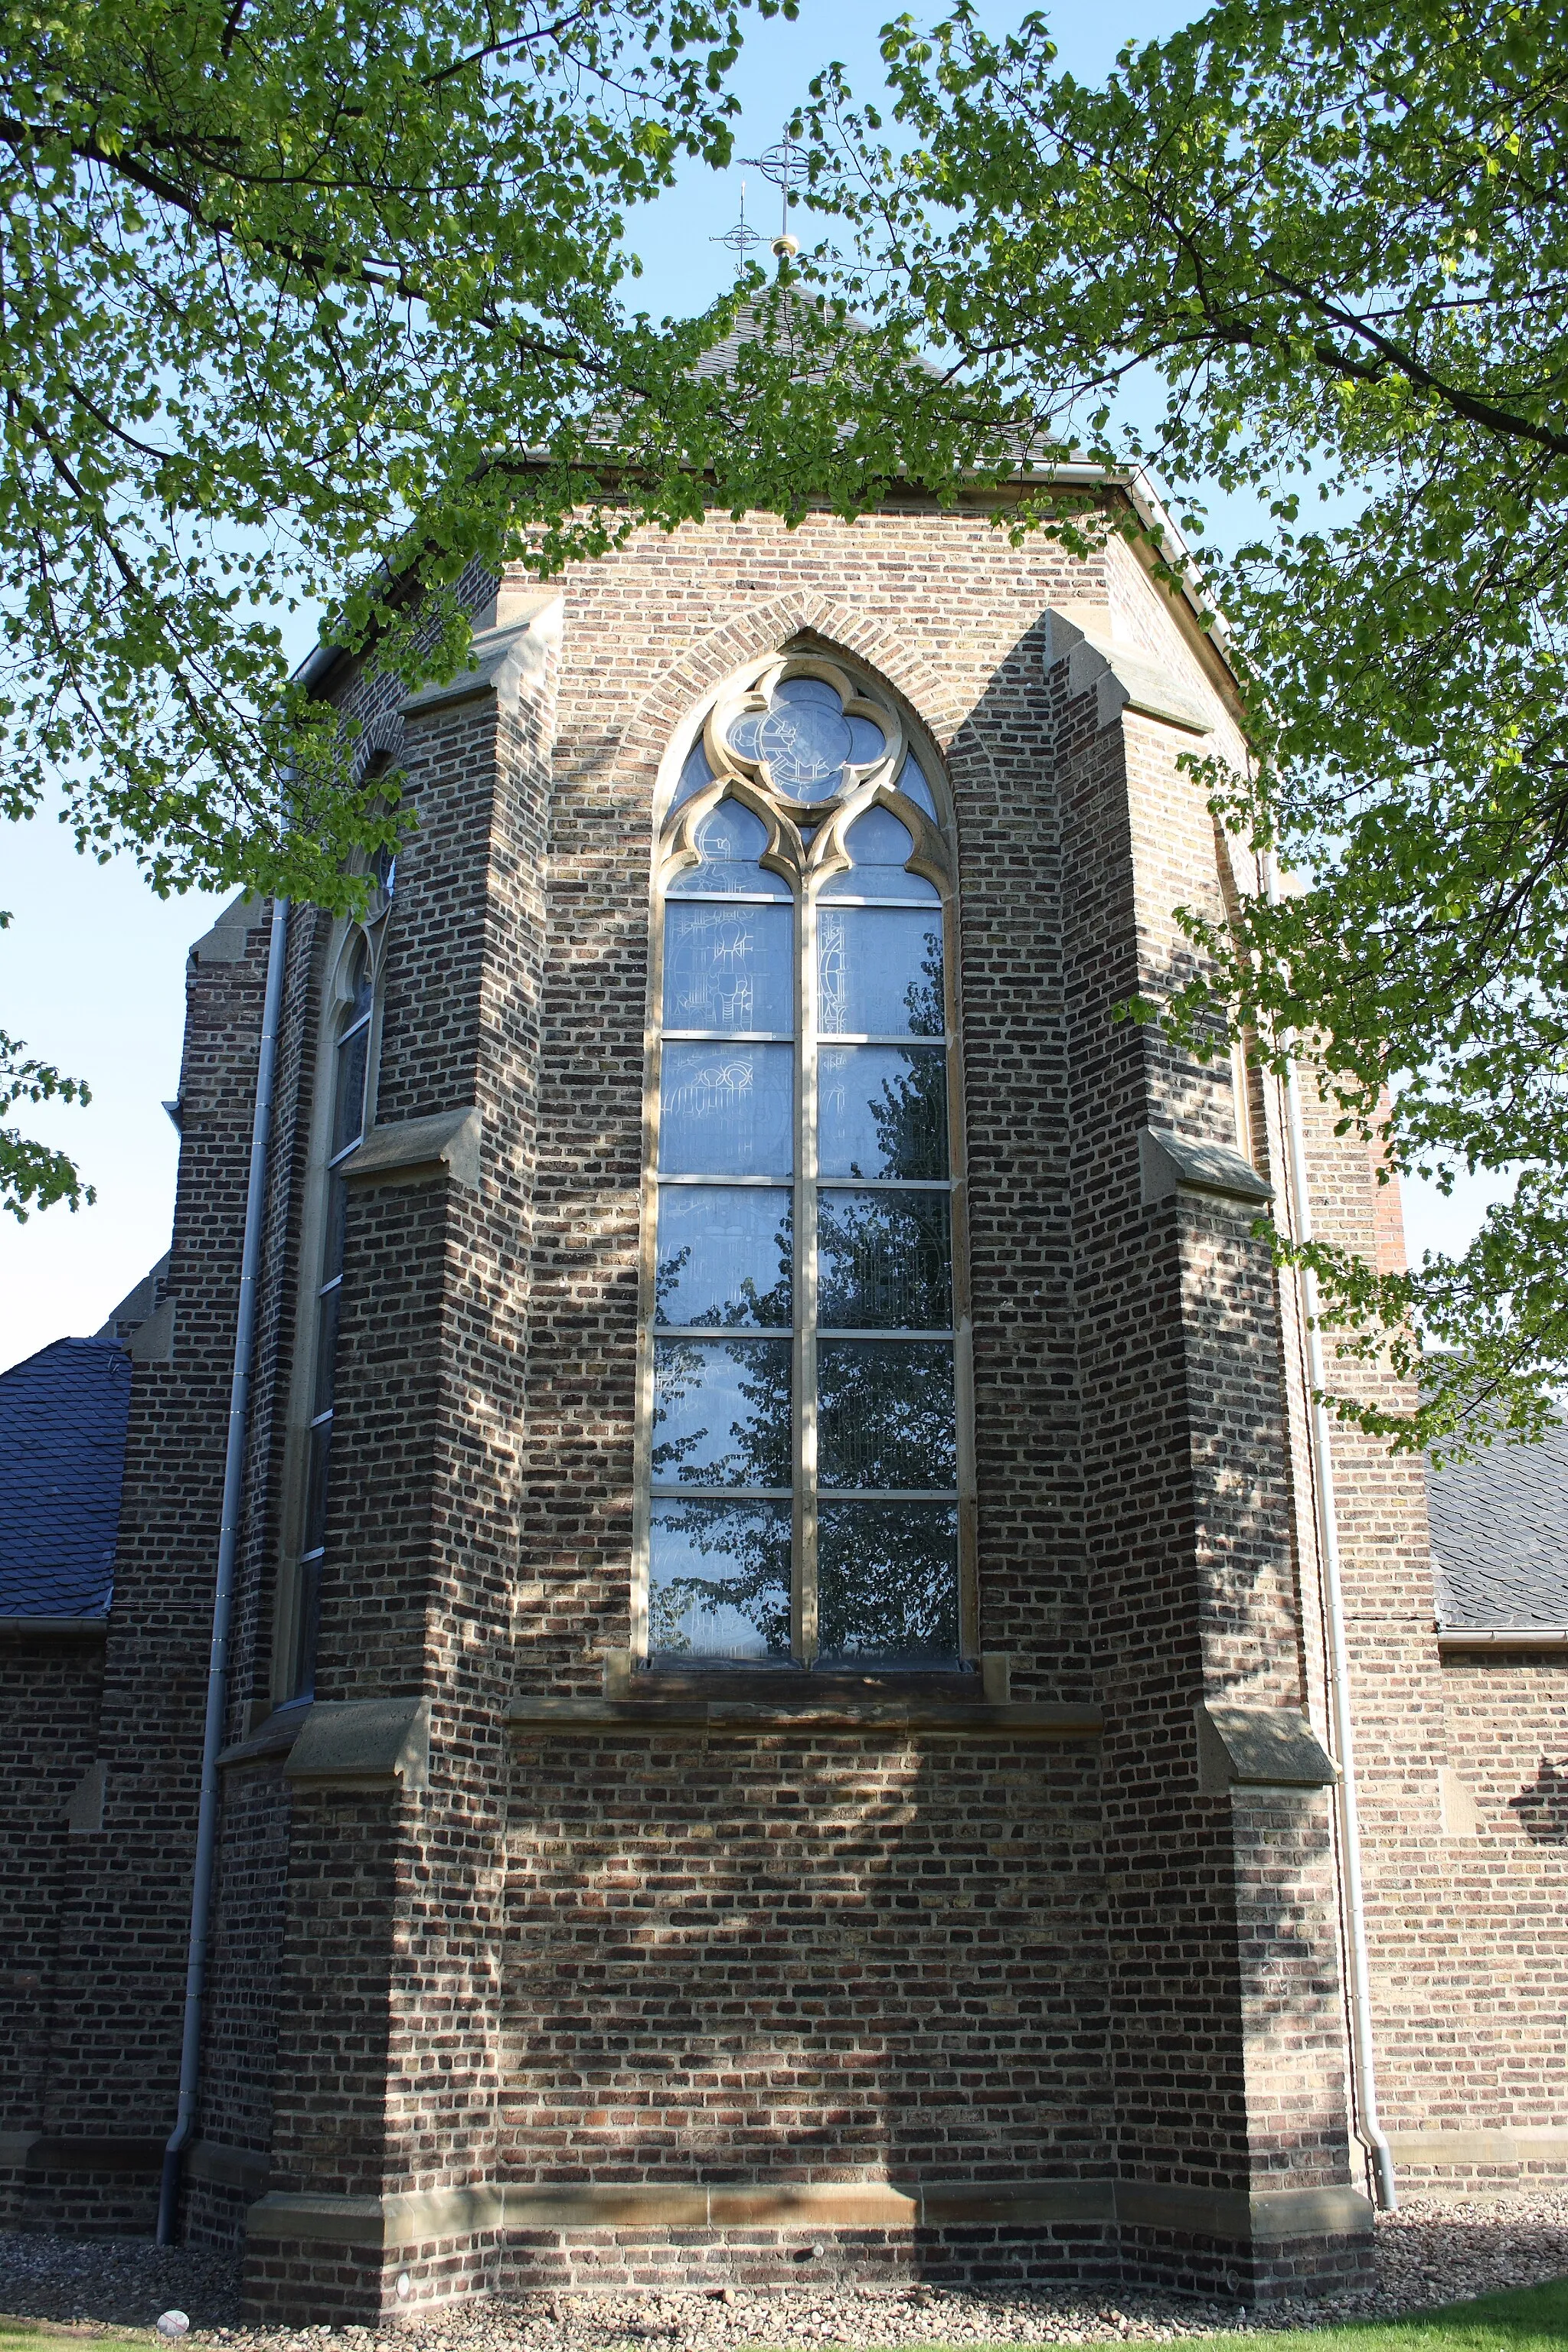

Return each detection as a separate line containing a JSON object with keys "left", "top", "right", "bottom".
{"left": 635, "top": 650, "right": 975, "bottom": 1669}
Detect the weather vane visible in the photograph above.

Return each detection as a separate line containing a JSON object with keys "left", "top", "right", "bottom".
{"left": 740, "top": 135, "right": 805, "bottom": 259}
{"left": 711, "top": 177, "right": 763, "bottom": 262}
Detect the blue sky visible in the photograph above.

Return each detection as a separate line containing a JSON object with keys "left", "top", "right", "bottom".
{"left": 0, "top": 0, "right": 1500, "bottom": 1370}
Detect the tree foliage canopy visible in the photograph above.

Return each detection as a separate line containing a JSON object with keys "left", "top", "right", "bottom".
{"left": 0, "top": 0, "right": 966, "bottom": 1216}
{"left": 11, "top": 0, "right": 1568, "bottom": 1462}
{"left": 2, "top": 0, "right": 769, "bottom": 901}
{"left": 799, "top": 0, "right": 1568, "bottom": 1454}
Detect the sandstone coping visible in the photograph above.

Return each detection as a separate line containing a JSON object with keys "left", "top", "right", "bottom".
{"left": 243, "top": 2177, "right": 1373, "bottom": 2252}
{"left": 1388, "top": 2127, "right": 1568, "bottom": 2167}
{"left": 186, "top": 2138, "right": 273, "bottom": 2197}
{"left": 0, "top": 1615, "right": 107, "bottom": 1640}
{"left": 1196, "top": 1703, "right": 1339, "bottom": 1795}
{"left": 1045, "top": 609, "right": 1214, "bottom": 737}
{"left": 400, "top": 599, "right": 562, "bottom": 717}
{"left": 283, "top": 1695, "right": 430, "bottom": 1792}
{"left": 0, "top": 2133, "right": 165, "bottom": 2173}
{"left": 1138, "top": 1123, "right": 1273, "bottom": 1210}
{"left": 341, "top": 1106, "right": 482, "bottom": 1192}
{"left": 1436, "top": 1626, "right": 1568, "bottom": 1651}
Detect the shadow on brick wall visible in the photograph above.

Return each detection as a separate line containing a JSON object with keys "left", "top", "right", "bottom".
{"left": 1509, "top": 1758, "right": 1568, "bottom": 1843}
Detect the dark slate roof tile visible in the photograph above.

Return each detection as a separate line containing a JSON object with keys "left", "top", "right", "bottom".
{"left": 1426, "top": 1423, "right": 1568, "bottom": 1630}
{"left": 0, "top": 1336, "right": 131, "bottom": 1618}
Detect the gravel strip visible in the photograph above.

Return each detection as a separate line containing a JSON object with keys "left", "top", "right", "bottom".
{"left": 2, "top": 2198, "right": 1565, "bottom": 2347}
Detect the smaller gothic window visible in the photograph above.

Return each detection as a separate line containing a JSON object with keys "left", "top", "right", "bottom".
{"left": 287, "top": 936, "right": 375, "bottom": 1700}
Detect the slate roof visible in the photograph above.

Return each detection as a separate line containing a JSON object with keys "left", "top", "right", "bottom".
{"left": 1427, "top": 1423, "right": 1568, "bottom": 1630}
{"left": 0, "top": 1336, "right": 131, "bottom": 1618}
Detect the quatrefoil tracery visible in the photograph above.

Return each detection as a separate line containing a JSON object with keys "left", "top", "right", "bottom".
{"left": 663, "top": 655, "right": 952, "bottom": 898}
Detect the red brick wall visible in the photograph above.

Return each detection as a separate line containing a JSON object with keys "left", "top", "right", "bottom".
{"left": 1287, "top": 1042, "right": 1568, "bottom": 2189}
{"left": 26, "top": 494, "right": 1541, "bottom": 2307}
{"left": 0, "top": 1632, "right": 106, "bottom": 2223}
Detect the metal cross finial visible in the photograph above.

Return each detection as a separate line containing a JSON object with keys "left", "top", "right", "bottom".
{"left": 711, "top": 177, "right": 763, "bottom": 260}
{"left": 743, "top": 136, "right": 806, "bottom": 192}
{"left": 740, "top": 136, "right": 805, "bottom": 257}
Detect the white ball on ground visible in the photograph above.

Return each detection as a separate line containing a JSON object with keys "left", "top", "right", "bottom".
{"left": 157, "top": 2313, "right": 191, "bottom": 2340}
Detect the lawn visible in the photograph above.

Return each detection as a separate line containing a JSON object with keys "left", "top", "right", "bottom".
{"left": 0, "top": 2278, "right": 1564, "bottom": 2352}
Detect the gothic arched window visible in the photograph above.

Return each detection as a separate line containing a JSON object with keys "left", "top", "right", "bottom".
{"left": 283, "top": 929, "right": 379, "bottom": 1700}
{"left": 637, "top": 655, "right": 973, "bottom": 1670}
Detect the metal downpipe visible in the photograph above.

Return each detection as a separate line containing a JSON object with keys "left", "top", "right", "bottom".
{"left": 1267, "top": 860, "right": 1397, "bottom": 2213}
{"left": 157, "top": 894, "right": 290, "bottom": 2245}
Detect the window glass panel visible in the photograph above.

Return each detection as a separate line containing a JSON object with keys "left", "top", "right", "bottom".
{"left": 818, "top": 1047, "right": 947, "bottom": 1180}
{"left": 818, "top": 1191, "right": 951, "bottom": 1330}
{"left": 653, "top": 1339, "right": 792, "bottom": 1488}
{"left": 756, "top": 677, "right": 854, "bottom": 803}
{"left": 668, "top": 800, "right": 791, "bottom": 899}
{"left": 345, "top": 941, "right": 374, "bottom": 1026}
{"left": 656, "top": 1187, "right": 792, "bottom": 1328}
{"left": 659, "top": 1044, "right": 793, "bottom": 1177}
{"left": 662, "top": 902, "right": 792, "bottom": 1035}
{"left": 818, "top": 1340, "right": 956, "bottom": 1491}
{"left": 302, "top": 1419, "right": 333, "bottom": 1556}
{"left": 849, "top": 805, "right": 913, "bottom": 861}
{"left": 321, "top": 1171, "right": 348, "bottom": 1283}
{"left": 818, "top": 907, "right": 944, "bottom": 1035}
{"left": 847, "top": 715, "right": 888, "bottom": 766}
{"left": 332, "top": 1021, "right": 371, "bottom": 1158}
{"left": 816, "top": 1502, "right": 960, "bottom": 1664}
{"left": 821, "top": 808, "right": 939, "bottom": 903}
{"left": 290, "top": 1555, "right": 323, "bottom": 1700}
{"left": 728, "top": 710, "right": 763, "bottom": 763}
{"left": 897, "top": 756, "right": 939, "bottom": 819}
{"left": 311, "top": 1284, "right": 341, "bottom": 1418}
{"left": 649, "top": 1501, "right": 792, "bottom": 1659}
{"left": 669, "top": 739, "right": 714, "bottom": 815}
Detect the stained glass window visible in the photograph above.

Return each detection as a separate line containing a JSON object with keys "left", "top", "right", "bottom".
{"left": 727, "top": 674, "right": 889, "bottom": 805}
{"left": 645, "top": 664, "right": 969, "bottom": 1671}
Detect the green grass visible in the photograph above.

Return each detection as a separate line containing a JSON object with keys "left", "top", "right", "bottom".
{"left": 1, "top": 2278, "right": 1564, "bottom": 2352}
{"left": 1159, "top": 2278, "right": 1568, "bottom": 2352}
{"left": 0, "top": 2321, "right": 160, "bottom": 2352}
{"left": 926, "top": 2281, "right": 1568, "bottom": 2352}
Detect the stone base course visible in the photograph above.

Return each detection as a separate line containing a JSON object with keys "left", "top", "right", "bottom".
{"left": 5, "top": 2197, "right": 1568, "bottom": 2337}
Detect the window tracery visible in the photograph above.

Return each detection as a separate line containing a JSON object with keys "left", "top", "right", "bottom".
{"left": 639, "top": 655, "right": 973, "bottom": 1670}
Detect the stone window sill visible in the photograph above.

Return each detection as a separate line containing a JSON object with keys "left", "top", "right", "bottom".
{"left": 508, "top": 1668, "right": 1099, "bottom": 1740}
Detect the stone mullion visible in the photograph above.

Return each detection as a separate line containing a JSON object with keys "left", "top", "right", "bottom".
{"left": 797, "top": 872, "right": 819, "bottom": 1663}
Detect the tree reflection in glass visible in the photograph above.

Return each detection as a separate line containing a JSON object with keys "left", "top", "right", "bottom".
{"left": 819, "top": 1046, "right": 947, "bottom": 1180}
{"left": 652, "top": 1339, "right": 792, "bottom": 1488}
{"left": 655, "top": 1188, "right": 792, "bottom": 1328}
{"left": 649, "top": 1500, "right": 792, "bottom": 1658}
{"left": 818, "top": 912, "right": 944, "bottom": 1037}
{"left": 818, "top": 1191, "right": 950, "bottom": 1329}
{"left": 818, "top": 1341, "right": 956, "bottom": 1491}
{"left": 817, "top": 1502, "right": 959, "bottom": 1664}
